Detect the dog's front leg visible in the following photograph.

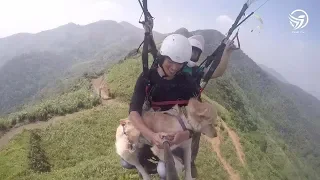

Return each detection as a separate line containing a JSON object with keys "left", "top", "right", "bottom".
{"left": 182, "top": 139, "right": 193, "bottom": 180}
{"left": 135, "top": 164, "right": 151, "bottom": 180}
{"left": 124, "top": 155, "right": 151, "bottom": 180}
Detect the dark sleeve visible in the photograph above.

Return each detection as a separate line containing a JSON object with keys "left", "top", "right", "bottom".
{"left": 129, "top": 73, "right": 147, "bottom": 115}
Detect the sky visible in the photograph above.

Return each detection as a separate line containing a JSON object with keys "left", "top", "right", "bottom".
{"left": 0, "top": 0, "right": 319, "bottom": 99}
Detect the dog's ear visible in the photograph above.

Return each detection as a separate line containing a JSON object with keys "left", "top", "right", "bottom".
{"left": 119, "top": 119, "right": 128, "bottom": 126}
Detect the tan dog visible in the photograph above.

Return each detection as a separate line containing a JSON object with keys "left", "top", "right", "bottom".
{"left": 115, "top": 119, "right": 150, "bottom": 179}
{"left": 115, "top": 98, "right": 217, "bottom": 180}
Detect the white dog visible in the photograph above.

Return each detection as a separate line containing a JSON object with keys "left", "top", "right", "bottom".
{"left": 115, "top": 98, "right": 217, "bottom": 180}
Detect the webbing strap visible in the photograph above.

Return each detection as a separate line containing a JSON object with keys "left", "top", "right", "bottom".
{"left": 142, "top": 32, "right": 150, "bottom": 78}
{"left": 163, "top": 112, "right": 187, "bottom": 131}
{"left": 176, "top": 115, "right": 187, "bottom": 131}
{"left": 151, "top": 100, "right": 189, "bottom": 106}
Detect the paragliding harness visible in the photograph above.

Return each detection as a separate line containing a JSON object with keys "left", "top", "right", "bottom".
{"left": 136, "top": 0, "right": 270, "bottom": 178}
{"left": 137, "top": 0, "right": 193, "bottom": 112}
{"left": 136, "top": 1, "right": 194, "bottom": 178}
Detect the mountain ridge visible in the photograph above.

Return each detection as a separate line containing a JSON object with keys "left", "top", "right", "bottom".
{"left": 258, "top": 63, "right": 289, "bottom": 84}
{"left": 0, "top": 20, "right": 165, "bottom": 114}
{"left": 1, "top": 21, "right": 320, "bottom": 178}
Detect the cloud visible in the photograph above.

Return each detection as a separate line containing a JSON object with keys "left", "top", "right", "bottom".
{"left": 215, "top": 15, "right": 234, "bottom": 34}
{"left": 216, "top": 15, "right": 234, "bottom": 25}
{"left": 0, "top": 0, "right": 124, "bottom": 37}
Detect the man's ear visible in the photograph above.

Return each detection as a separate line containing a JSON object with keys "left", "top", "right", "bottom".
{"left": 119, "top": 119, "right": 128, "bottom": 126}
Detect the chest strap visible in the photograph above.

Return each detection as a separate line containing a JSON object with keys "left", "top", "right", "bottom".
{"left": 163, "top": 107, "right": 194, "bottom": 139}
{"left": 164, "top": 112, "right": 187, "bottom": 132}
{"left": 151, "top": 100, "right": 189, "bottom": 106}
{"left": 163, "top": 106, "right": 188, "bottom": 131}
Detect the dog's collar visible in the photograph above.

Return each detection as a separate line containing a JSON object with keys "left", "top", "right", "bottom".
{"left": 177, "top": 113, "right": 187, "bottom": 131}
{"left": 180, "top": 106, "right": 194, "bottom": 138}
{"left": 121, "top": 123, "right": 136, "bottom": 151}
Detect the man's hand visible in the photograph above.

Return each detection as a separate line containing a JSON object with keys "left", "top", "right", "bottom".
{"left": 168, "top": 130, "right": 191, "bottom": 146}
{"left": 149, "top": 132, "right": 174, "bottom": 149}
{"left": 225, "top": 39, "right": 238, "bottom": 53}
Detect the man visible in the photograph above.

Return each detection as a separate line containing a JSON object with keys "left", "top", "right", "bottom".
{"left": 183, "top": 35, "right": 205, "bottom": 78}
{"left": 184, "top": 34, "right": 235, "bottom": 80}
{"left": 183, "top": 34, "right": 237, "bottom": 178}
{"left": 121, "top": 34, "right": 200, "bottom": 179}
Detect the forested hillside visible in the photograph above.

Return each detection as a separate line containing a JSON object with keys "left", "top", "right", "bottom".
{"left": 0, "top": 21, "right": 165, "bottom": 114}
{"left": 258, "top": 64, "right": 289, "bottom": 84}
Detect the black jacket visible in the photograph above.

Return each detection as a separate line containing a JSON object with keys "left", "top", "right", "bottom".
{"left": 129, "top": 68, "right": 200, "bottom": 115}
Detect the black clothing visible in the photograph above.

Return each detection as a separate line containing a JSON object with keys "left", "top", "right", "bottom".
{"left": 129, "top": 68, "right": 200, "bottom": 115}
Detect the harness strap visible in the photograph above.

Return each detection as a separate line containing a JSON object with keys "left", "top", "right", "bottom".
{"left": 163, "top": 112, "right": 187, "bottom": 132}
{"left": 151, "top": 100, "right": 189, "bottom": 106}
{"left": 177, "top": 115, "right": 187, "bottom": 131}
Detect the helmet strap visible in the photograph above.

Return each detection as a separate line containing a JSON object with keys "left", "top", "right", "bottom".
{"left": 159, "top": 63, "right": 169, "bottom": 78}
{"left": 156, "top": 55, "right": 169, "bottom": 78}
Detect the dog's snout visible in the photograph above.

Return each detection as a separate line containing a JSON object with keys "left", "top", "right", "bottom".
{"left": 201, "top": 126, "right": 217, "bottom": 138}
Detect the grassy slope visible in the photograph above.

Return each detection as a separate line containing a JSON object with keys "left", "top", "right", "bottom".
{"left": 105, "top": 56, "right": 318, "bottom": 180}
{"left": 204, "top": 70, "right": 319, "bottom": 179}
{"left": 0, "top": 55, "right": 318, "bottom": 180}
{"left": 0, "top": 78, "right": 100, "bottom": 132}
{"left": 0, "top": 104, "right": 228, "bottom": 180}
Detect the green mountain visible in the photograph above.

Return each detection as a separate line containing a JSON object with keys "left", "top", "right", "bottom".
{"left": 0, "top": 21, "right": 165, "bottom": 114}
{"left": 0, "top": 23, "right": 320, "bottom": 180}
{"left": 0, "top": 52, "right": 74, "bottom": 113}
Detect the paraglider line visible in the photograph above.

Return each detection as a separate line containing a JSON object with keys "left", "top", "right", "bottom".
{"left": 253, "top": 0, "right": 271, "bottom": 13}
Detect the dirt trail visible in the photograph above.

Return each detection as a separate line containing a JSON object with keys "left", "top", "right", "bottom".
{"left": 91, "top": 76, "right": 125, "bottom": 107}
{"left": 206, "top": 117, "right": 246, "bottom": 180}
{"left": 207, "top": 124, "right": 240, "bottom": 180}
{"left": 91, "top": 75, "right": 112, "bottom": 105}
{"left": 221, "top": 120, "right": 246, "bottom": 166}
{"left": 0, "top": 116, "right": 64, "bottom": 150}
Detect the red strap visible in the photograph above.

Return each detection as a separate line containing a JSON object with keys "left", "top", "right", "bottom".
{"left": 151, "top": 100, "right": 189, "bottom": 106}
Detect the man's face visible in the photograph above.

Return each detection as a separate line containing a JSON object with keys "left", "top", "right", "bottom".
{"left": 190, "top": 47, "right": 202, "bottom": 63}
{"left": 162, "top": 57, "right": 184, "bottom": 77}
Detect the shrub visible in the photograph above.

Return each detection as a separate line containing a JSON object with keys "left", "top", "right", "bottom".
{"left": 0, "top": 118, "right": 9, "bottom": 131}
{"left": 11, "top": 119, "right": 17, "bottom": 126}
{"left": 27, "top": 130, "right": 51, "bottom": 173}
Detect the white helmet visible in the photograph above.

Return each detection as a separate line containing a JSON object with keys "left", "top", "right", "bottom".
{"left": 159, "top": 34, "right": 192, "bottom": 64}
{"left": 187, "top": 35, "right": 205, "bottom": 67}
{"left": 188, "top": 35, "right": 205, "bottom": 51}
